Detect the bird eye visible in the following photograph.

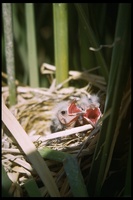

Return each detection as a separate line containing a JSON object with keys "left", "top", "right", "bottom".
{"left": 80, "top": 107, "right": 84, "bottom": 111}
{"left": 61, "top": 110, "right": 66, "bottom": 115}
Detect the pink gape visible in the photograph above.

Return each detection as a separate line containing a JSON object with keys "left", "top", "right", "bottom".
{"left": 68, "top": 99, "right": 102, "bottom": 127}
{"left": 50, "top": 94, "right": 102, "bottom": 133}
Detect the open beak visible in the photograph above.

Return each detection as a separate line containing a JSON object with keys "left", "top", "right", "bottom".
{"left": 62, "top": 100, "right": 85, "bottom": 128}
{"left": 54, "top": 98, "right": 102, "bottom": 132}
{"left": 83, "top": 107, "right": 102, "bottom": 126}
{"left": 68, "top": 100, "right": 102, "bottom": 127}
{"left": 67, "top": 100, "right": 82, "bottom": 114}
{"left": 68, "top": 100, "right": 102, "bottom": 126}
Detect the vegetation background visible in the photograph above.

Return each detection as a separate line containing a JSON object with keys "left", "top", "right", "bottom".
{"left": 2, "top": 3, "right": 120, "bottom": 87}
{"left": 2, "top": 3, "right": 131, "bottom": 197}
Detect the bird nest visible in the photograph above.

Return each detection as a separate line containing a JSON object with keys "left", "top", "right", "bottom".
{"left": 2, "top": 65, "right": 106, "bottom": 197}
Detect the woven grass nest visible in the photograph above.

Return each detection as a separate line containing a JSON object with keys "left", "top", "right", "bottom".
{"left": 2, "top": 64, "right": 106, "bottom": 197}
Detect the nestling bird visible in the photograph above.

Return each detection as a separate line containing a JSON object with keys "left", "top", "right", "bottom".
{"left": 77, "top": 94, "right": 102, "bottom": 126}
{"left": 50, "top": 94, "right": 102, "bottom": 133}
{"left": 50, "top": 100, "right": 83, "bottom": 133}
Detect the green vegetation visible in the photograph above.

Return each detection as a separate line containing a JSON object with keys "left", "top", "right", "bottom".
{"left": 2, "top": 3, "right": 131, "bottom": 197}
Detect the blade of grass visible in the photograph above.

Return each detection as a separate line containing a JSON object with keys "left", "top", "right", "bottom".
{"left": 87, "top": 3, "right": 131, "bottom": 196}
{"left": 97, "top": 3, "right": 107, "bottom": 40}
{"left": 2, "top": 33, "right": 5, "bottom": 71}
{"left": 123, "top": 139, "right": 131, "bottom": 197}
{"left": 53, "top": 3, "right": 69, "bottom": 87}
{"left": 2, "top": 165, "right": 12, "bottom": 197}
{"left": 25, "top": 3, "right": 39, "bottom": 87}
{"left": 74, "top": 3, "right": 108, "bottom": 82}
{"left": 105, "top": 3, "right": 130, "bottom": 108}
{"left": 39, "top": 147, "right": 89, "bottom": 197}
{"left": 64, "top": 154, "right": 88, "bottom": 197}
{"left": 12, "top": 4, "right": 28, "bottom": 84}
{"left": 24, "top": 178, "right": 42, "bottom": 197}
{"left": 2, "top": 98, "right": 60, "bottom": 197}
{"left": 78, "top": 4, "right": 96, "bottom": 69}
{"left": 2, "top": 3, "right": 17, "bottom": 106}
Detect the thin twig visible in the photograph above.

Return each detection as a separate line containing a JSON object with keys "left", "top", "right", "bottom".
{"left": 40, "top": 125, "right": 93, "bottom": 142}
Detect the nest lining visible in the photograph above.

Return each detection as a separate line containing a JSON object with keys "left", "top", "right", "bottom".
{"left": 2, "top": 83, "right": 102, "bottom": 197}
